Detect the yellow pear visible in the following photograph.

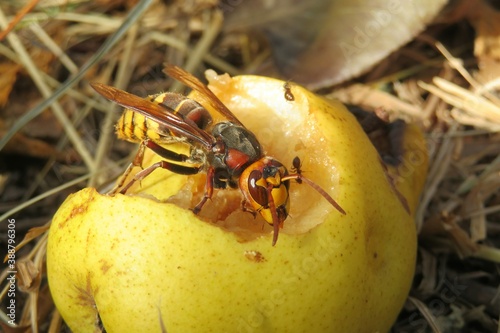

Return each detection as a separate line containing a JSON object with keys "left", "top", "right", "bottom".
{"left": 47, "top": 71, "right": 427, "bottom": 332}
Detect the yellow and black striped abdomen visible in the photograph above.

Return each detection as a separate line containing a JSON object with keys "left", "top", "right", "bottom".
{"left": 115, "top": 108, "right": 163, "bottom": 143}
{"left": 115, "top": 92, "right": 213, "bottom": 144}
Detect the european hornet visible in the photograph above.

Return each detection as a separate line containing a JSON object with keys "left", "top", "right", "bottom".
{"left": 91, "top": 65, "right": 345, "bottom": 245}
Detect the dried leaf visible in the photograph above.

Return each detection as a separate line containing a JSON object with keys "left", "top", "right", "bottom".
{"left": 17, "top": 259, "right": 41, "bottom": 293}
{"left": 463, "top": 174, "right": 500, "bottom": 242}
{"left": 442, "top": 213, "right": 479, "bottom": 258}
{"left": 0, "top": 119, "right": 79, "bottom": 162}
{"left": 15, "top": 224, "right": 50, "bottom": 252}
{"left": 0, "top": 63, "right": 21, "bottom": 107}
{"left": 416, "top": 248, "right": 437, "bottom": 296}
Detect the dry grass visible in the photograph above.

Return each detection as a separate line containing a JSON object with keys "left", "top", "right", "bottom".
{"left": 0, "top": 1, "right": 499, "bottom": 332}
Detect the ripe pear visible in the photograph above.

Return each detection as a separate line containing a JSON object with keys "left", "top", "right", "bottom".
{"left": 47, "top": 72, "right": 427, "bottom": 332}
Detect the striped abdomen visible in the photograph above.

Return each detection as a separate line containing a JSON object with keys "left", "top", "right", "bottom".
{"left": 116, "top": 92, "right": 213, "bottom": 144}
